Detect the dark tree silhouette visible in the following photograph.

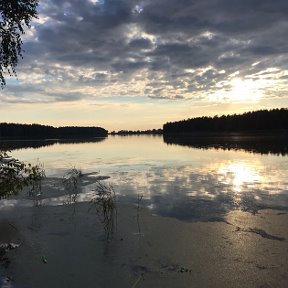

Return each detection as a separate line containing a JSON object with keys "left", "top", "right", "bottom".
{"left": 110, "top": 129, "right": 163, "bottom": 135}
{"left": 0, "top": 0, "right": 38, "bottom": 87}
{"left": 163, "top": 109, "right": 288, "bottom": 135}
{"left": 0, "top": 123, "right": 108, "bottom": 139}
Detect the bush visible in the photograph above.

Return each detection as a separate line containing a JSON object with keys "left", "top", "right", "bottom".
{"left": 0, "top": 150, "right": 45, "bottom": 198}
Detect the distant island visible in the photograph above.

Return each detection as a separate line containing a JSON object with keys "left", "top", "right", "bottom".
{"left": 163, "top": 108, "right": 288, "bottom": 135}
{"left": 163, "top": 108, "right": 288, "bottom": 155}
{"left": 110, "top": 129, "right": 162, "bottom": 135}
{"left": 0, "top": 123, "right": 108, "bottom": 139}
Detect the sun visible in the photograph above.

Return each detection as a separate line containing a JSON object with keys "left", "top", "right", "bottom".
{"left": 209, "top": 77, "right": 263, "bottom": 103}
{"left": 228, "top": 78, "right": 262, "bottom": 102}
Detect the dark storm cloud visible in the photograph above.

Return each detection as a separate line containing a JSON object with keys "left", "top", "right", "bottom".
{"left": 128, "top": 38, "right": 152, "bottom": 50}
{"left": 5, "top": 0, "right": 288, "bottom": 102}
{"left": 139, "top": 0, "right": 288, "bottom": 36}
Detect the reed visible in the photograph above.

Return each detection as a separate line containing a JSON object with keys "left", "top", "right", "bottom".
{"left": 90, "top": 181, "right": 117, "bottom": 240}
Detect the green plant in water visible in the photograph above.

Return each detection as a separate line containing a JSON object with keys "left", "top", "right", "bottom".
{"left": 63, "top": 167, "right": 82, "bottom": 192}
{"left": 62, "top": 168, "right": 116, "bottom": 238}
{"left": 131, "top": 275, "right": 142, "bottom": 288}
{"left": 62, "top": 167, "right": 83, "bottom": 211}
{"left": 90, "top": 181, "right": 117, "bottom": 240}
{"left": 136, "top": 193, "right": 143, "bottom": 237}
{"left": 0, "top": 150, "right": 45, "bottom": 199}
{"left": 28, "top": 162, "right": 45, "bottom": 197}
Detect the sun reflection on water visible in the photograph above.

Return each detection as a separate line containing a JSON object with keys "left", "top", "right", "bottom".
{"left": 217, "top": 161, "right": 262, "bottom": 193}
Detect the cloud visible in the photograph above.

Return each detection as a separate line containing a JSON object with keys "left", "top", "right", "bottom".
{"left": 1, "top": 0, "right": 288, "bottom": 104}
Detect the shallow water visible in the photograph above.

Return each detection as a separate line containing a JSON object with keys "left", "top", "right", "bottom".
{"left": 1, "top": 135, "right": 288, "bottom": 287}
{"left": 6, "top": 135, "right": 288, "bottom": 219}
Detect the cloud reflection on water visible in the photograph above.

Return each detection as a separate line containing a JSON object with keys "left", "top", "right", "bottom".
{"left": 110, "top": 159, "right": 288, "bottom": 222}
{"left": 1, "top": 158, "right": 287, "bottom": 222}
{"left": 217, "top": 161, "right": 262, "bottom": 193}
{"left": 1, "top": 136, "right": 288, "bottom": 223}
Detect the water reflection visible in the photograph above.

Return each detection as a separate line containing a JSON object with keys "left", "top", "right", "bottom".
{"left": 0, "top": 137, "right": 106, "bottom": 151}
{"left": 1, "top": 136, "right": 288, "bottom": 224}
{"left": 110, "top": 158, "right": 288, "bottom": 221}
{"left": 1, "top": 135, "right": 288, "bottom": 288}
{"left": 164, "top": 134, "right": 288, "bottom": 155}
{"left": 217, "top": 161, "right": 262, "bottom": 192}
{"left": 3, "top": 159, "right": 284, "bottom": 223}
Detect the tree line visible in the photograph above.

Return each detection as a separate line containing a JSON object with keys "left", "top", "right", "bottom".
{"left": 163, "top": 108, "right": 288, "bottom": 135}
{"left": 0, "top": 123, "right": 108, "bottom": 139}
{"left": 110, "top": 129, "right": 162, "bottom": 135}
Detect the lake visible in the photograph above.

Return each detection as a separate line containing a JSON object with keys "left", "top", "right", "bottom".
{"left": 1, "top": 135, "right": 288, "bottom": 287}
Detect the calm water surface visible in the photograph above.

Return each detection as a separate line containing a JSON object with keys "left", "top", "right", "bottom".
{"left": 7, "top": 135, "right": 288, "bottom": 219}
{"left": 1, "top": 135, "right": 288, "bottom": 288}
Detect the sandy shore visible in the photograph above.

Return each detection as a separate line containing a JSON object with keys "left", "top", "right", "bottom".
{"left": 0, "top": 178, "right": 287, "bottom": 288}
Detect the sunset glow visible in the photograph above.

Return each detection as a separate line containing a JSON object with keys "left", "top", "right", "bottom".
{"left": 1, "top": 0, "right": 287, "bottom": 130}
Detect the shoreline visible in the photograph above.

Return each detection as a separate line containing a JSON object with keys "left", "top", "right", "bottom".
{"left": 0, "top": 178, "right": 287, "bottom": 287}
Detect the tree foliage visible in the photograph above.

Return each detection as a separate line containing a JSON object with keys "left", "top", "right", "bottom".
{"left": 0, "top": 0, "right": 38, "bottom": 88}
{"left": 0, "top": 123, "right": 108, "bottom": 138}
{"left": 0, "top": 150, "right": 45, "bottom": 198}
{"left": 163, "top": 108, "right": 288, "bottom": 135}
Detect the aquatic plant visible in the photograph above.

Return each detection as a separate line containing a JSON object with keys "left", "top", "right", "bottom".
{"left": 90, "top": 181, "right": 117, "bottom": 240}
{"left": 62, "top": 167, "right": 117, "bottom": 238}
{"left": 63, "top": 167, "right": 82, "bottom": 192}
{"left": 62, "top": 167, "right": 83, "bottom": 211}
{"left": 136, "top": 193, "right": 143, "bottom": 237}
{"left": 131, "top": 275, "right": 142, "bottom": 288}
{"left": 28, "top": 162, "right": 45, "bottom": 197}
{"left": 0, "top": 150, "right": 45, "bottom": 198}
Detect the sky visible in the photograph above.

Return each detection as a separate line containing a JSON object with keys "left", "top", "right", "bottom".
{"left": 1, "top": 0, "right": 288, "bottom": 131}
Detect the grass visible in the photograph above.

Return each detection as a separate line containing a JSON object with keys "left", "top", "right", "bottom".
{"left": 90, "top": 181, "right": 117, "bottom": 240}
{"left": 62, "top": 167, "right": 83, "bottom": 213}
{"left": 62, "top": 167, "right": 117, "bottom": 239}
{"left": 131, "top": 275, "right": 142, "bottom": 288}
{"left": 63, "top": 167, "right": 82, "bottom": 193}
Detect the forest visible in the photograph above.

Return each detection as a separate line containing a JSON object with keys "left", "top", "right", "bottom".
{"left": 163, "top": 108, "right": 288, "bottom": 135}
{"left": 0, "top": 123, "right": 108, "bottom": 139}
{"left": 110, "top": 129, "right": 163, "bottom": 135}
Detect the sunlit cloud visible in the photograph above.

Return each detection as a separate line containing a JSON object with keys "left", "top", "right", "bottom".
{"left": 209, "top": 78, "right": 263, "bottom": 103}
{"left": 1, "top": 0, "right": 288, "bottom": 129}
